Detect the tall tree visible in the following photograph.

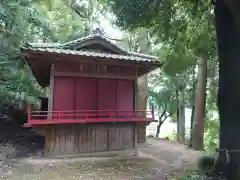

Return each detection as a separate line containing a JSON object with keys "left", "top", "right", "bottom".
{"left": 178, "top": 83, "right": 186, "bottom": 143}
{"left": 214, "top": 0, "right": 240, "bottom": 178}
{"left": 191, "top": 57, "right": 208, "bottom": 150}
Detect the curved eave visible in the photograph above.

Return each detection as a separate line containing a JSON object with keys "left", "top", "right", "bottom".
{"left": 22, "top": 47, "right": 161, "bottom": 65}
{"left": 21, "top": 47, "right": 162, "bottom": 87}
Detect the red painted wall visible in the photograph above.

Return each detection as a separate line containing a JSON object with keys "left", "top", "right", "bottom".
{"left": 98, "top": 79, "right": 117, "bottom": 116}
{"left": 53, "top": 77, "right": 75, "bottom": 119}
{"left": 117, "top": 80, "right": 134, "bottom": 116}
{"left": 52, "top": 77, "right": 134, "bottom": 119}
{"left": 75, "top": 78, "right": 96, "bottom": 118}
{"left": 53, "top": 77, "right": 75, "bottom": 111}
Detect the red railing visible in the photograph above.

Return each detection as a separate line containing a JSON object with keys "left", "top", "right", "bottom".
{"left": 25, "top": 104, "right": 156, "bottom": 126}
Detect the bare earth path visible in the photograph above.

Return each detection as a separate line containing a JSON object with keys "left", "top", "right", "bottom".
{"left": 0, "top": 138, "right": 202, "bottom": 180}
{"left": 139, "top": 138, "right": 202, "bottom": 179}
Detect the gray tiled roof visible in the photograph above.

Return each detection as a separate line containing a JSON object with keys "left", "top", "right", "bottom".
{"left": 25, "top": 47, "right": 157, "bottom": 62}
{"left": 22, "top": 31, "right": 160, "bottom": 63}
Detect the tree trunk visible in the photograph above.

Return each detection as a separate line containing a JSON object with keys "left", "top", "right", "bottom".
{"left": 189, "top": 66, "right": 196, "bottom": 148}
{"left": 190, "top": 106, "right": 195, "bottom": 132}
{"left": 189, "top": 105, "right": 195, "bottom": 147}
{"left": 214, "top": 0, "right": 240, "bottom": 179}
{"left": 191, "top": 57, "right": 207, "bottom": 150}
{"left": 135, "top": 74, "right": 148, "bottom": 143}
{"left": 155, "top": 121, "right": 163, "bottom": 138}
{"left": 178, "top": 88, "right": 185, "bottom": 143}
{"left": 176, "top": 89, "right": 180, "bottom": 142}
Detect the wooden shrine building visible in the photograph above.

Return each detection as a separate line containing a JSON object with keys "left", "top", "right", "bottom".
{"left": 21, "top": 29, "right": 161, "bottom": 156}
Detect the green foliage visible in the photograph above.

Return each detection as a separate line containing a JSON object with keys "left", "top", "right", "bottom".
{"left": 148, "top": 72, "right": 180, "bottom": 121}
{"left": 0, "top": 0, "right": 44, "bottom": 106}
{"left": 104, "top": 0, "right": 215, "bottom": 75}
{"left": 0, "top": 0, "right": 92, "bottom": 110}
{"left": 118, "top": 28, "right": 153, "bottom": 54}
{"left": 148, "top": 87, "right": 177, "bottom": 116}
{"left": 171, "top": 155, "right": 216, "bottom": 180}
{"left": 204, "top": 119, "right": 219, "bottom": 151}
{"left": 170, "top": 171, "right": 202, "bottom": 180}
{"left": 162, "top": 131, "right": 178, "bottom": 141}
{"left": 104, "top": 0, "right": 200, "bottom": 31}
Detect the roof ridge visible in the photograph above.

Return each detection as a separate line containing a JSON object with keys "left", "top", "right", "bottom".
{"left": 22, "top": 34, "right": 158, "bottom": 60}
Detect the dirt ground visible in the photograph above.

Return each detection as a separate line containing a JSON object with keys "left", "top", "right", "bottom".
{"left": 0, "top": 137, "right": 203, "bottom": 180}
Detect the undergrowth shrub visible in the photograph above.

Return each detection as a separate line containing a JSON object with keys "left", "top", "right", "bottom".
{"left": 171, "top": 155, "right": 225, "bottom": 180}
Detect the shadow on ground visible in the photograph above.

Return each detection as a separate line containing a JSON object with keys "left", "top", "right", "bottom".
{"left": 0, "top": 121, "right": 44, "bottom": 176}
{"left": 0, "top": 121, "right": 45, "bottom": 158}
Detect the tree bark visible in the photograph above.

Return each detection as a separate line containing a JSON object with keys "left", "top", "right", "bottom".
{"left": 191, "top": 57, "right": 207, "bottom": 150}
{"left": 189, "top": 67, "right": 196, "bottom": 148}
{"left": 178, "top": 88, "right": 185, "bottom": 143}
{"left": 214, "top": 0, "right": 240, "bottom": 179}
{"left": 135, "top": 74, "right": 148, "bottom": 143}
{"left": 156, "top": 121, "right": 163, "bottom": 137}
{"left": 176, "top": 89, "right": 180, "bottom": 142}
{"left": 189, "top": 105, "right": 195, "bottom": 147}
{"left": 155, "top": 113, "right": 169, "bottom": 137}
{"left": 190, "top": 106, "right": 195, "bottom": 132}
